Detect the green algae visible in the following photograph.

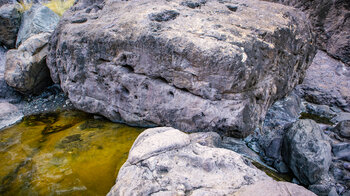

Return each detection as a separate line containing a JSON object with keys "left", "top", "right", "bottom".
{"left": 252, "top": 161, "right": 293, "bottom": 182}
{"left": 0, "top": 110, "right": 144, "bottom": 195}
{"left": 299, "top": 112, "right": 334, "bottom": 125}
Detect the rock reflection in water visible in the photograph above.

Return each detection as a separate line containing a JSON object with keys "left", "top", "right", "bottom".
{"left": 0, "top": 110, "right": 144, "bottom": 195}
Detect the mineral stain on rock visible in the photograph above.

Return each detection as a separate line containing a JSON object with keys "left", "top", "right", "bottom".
{"left": 0, "top": 110, "right": 144, "bottom": 195}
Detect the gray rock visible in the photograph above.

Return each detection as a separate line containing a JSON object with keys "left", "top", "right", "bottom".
{"left": 0, "top": 102, "right": 23, "bottom": 130}
{"left": 0, "top": 46, "right": 22, "bottom": 103}
{"left": 233, "top": 181, "right": 316, "bottom": 196}
{"left": 16, "top": 4, "right": 59, "bottom": 47}
{"left": 282, "top": 119, "right": 332, "bottom": 185}
{"left": 264, "top": 0, "right": 350, "bottom": 66}
{"left": 296, "top": 50, "right": 350, "bottom": 112}
{"left": 0, "top": 3, "right": 21, "bottom": 48}
{"left": 47, "top": 0, "right": 316, "bottom": 137}
{"left": 5, "top": 33, "right": 52, "bottom": 94}
{"left": 108, "top": 127, "right": 315, "bottom": 195}
{"left": 253, "top": 92, "right": 302, "bottom": 165}
{"left": 332, "top": 121, "right": 350, "bottom": 139}
{"left": 332, "top": 143, "right": 350, "bottom": 162}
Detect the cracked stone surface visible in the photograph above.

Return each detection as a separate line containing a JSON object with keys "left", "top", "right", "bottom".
{"left": 107, "top": 127, "right": 316, "bottom": 195}
{"left": 47, "top": 0, "right": 316, "bottom": 137}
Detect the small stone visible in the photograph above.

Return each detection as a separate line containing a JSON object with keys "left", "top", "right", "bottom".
{"left": 226, "top": 5, "right": 238, "bottom": 12}
{"left": 344, "top": 162, "right": 350, "bottom": 170}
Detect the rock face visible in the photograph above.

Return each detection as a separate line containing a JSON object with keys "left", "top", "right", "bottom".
{"left": 48, "top": 0, "right": 316, "bottom": 137}
{"left": 0, "top": 102, "right": 23, "bottom": 130}
{"left": 282, "top": 119, "right": 332, "bottom": 185}
{"left": 296, "top": 50, "right": 350, "bottom": 112}
{"left": 16, "top": 4, "right": 59, "bottom": 47}
{"left": 0, "top": 3, "right": 21, "bottom": 49}
{"left": 264, "top": 0, "right": 350, "bottom": 65}
{"left": 233, "top": 181, "right": 316, "bottom": 196}
{"left": 5, "top": 33, "right": 52, "bottom": 94}
{"left": 108, "top": 127, "right": 315, "bottom": 195}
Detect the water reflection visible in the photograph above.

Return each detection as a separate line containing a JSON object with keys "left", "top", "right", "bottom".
{"left": 0, "top": 110, "right": 144, "bottom": 195}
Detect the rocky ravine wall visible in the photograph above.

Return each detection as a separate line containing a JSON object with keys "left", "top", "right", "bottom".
{"left": 47, "top": 0, "right": 316, "bottom": 137}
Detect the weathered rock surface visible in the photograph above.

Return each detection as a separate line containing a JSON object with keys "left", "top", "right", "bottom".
{"left": 0, "top": 0, "right": 13, "bottom": 7}
{"left": 108, "top": 127, "right": 315, "bottom": 195}
{"left": 264, "top": 0, "right": 350, "bottom": 65}
{"left": 0, "top": 3, "right": 21, "bottom": 49}
{"left": 5, "top": 33, "right": 52, "bottom": 94}
{"left": 0, "top": 102, "right": 23, "bottom": 130}
{"left": 283, "top": 119, "right": 332, "bottom": 185}
{"left": 296, "top": 50, "right": 350, "bottom": 112}
{"left": 233, "top": 181, "right": 316, "bottom": 196}
{"left": 48, "top": 0, "right": 316, "bottom": 137}
{"left": 16, "top": 4, "right": 59, "bottom": 47}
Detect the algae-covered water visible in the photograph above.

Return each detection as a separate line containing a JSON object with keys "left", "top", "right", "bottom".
{"left": 0, "top": 110, "right": 144, "bottom": 195}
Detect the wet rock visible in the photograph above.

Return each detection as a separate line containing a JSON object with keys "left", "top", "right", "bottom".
{"left": 296, "top": 50, "right": 350, "bottom": 112}
{"left": 332, "top": 120, "right": 350, "bottom": 139}
{"left": 0, "top": 3, "right": 21, "bottom": 49}
{"left": 16, "top": 4, "right": 59, "bottom": 47}
{"left": 282, "top": 119, "right": 332, "bottom": 185}
{"left": 48, "top": 0, "right": 316, "bottom": 137}
{"left": 264, "top": 0, "right": 350, "bottom": 65}
{"left": 0, "top": 102, "right": 23, "bottom": 130}
{"left": 5, "top": 33, "right": 52, "bottom": 94}
{"left": 108, "top": 127, "right": 314, "bottom": 195}
{"left": 332, "top": 143, "right": 350, "bottom": 162}
{"left": 233, "top": 181, "right": 316, "bottom": 196}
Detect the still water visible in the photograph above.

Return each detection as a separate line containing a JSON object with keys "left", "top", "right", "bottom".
{"left": 0, "top": 110, "right": 144, "bottom": 195}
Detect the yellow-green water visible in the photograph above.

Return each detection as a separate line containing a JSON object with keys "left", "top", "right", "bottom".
{"left": 0, "top": 110, "right": 144, "bottom": 195}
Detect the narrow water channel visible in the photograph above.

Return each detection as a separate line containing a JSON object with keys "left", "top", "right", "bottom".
{"left": 0, "top": 110, "right": 144, "bottom": 195}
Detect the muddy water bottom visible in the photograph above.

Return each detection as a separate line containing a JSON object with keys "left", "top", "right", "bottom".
{"left": 0, "top": 110, "right": 144, "bottom": 195}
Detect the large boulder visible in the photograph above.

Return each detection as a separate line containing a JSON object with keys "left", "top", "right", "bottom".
{"left": 48, "top": 0, "right": 316, "bottom": 137}
{"left": 0, "top": 3, "right": 21, "bottom": 48}
{"left": 5, "top": 33, "right": 52, "bottom": 94}
{"left": 296, "top": 50, "right": 350, "bottom": 112}
{"left": 16, "top": 4, "right": 59, "bottom": 47}
{"left": 108, "top": 127, "right": 315, "bottom": 195}
{"left": 282, "top": 119, "right": 332, "bottom": 185}
{"left": 263, "top": 0, "right": 350, "bottom": 65}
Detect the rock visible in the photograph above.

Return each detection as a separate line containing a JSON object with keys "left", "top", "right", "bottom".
{"left": 0, "top": 0, "right": 13, "bottom": 7}
{"left": 252, "top": 92, "right": 301, "bottom": 165}
{"left": 16, "top": 4, "right": 59, "bottom": 47}
{"left": 282, "top": 119, "right": 332, "bottom": 185}
{"left": 0, "top": 3, "right": 21, "bottom": 48}
{"left": 5, "top": 33, "right": 52, "bottom": 94}
{"left": 332, "top": 120, "right": 350, "bottom": 139}
{"left": 233, "top": 181, "right": 316, "bottom": 196}
{"left": 332, "top": 143, "right": 350, "bottom": 162}
{"left": 264, "top": 0, "right": 350, "bottom": 65}
{"left": 0, "top": 45, "right": 22, "bottom": 103}
{"left": 108, "top": 127, "right": 315, "bottom": 195}
{"left": 0, "top": 102, "right": 23, "bottom": 130}
{"left": 48, "top": 0, "right": 316, "bottom": 137}
{"left": 296, "top": 50, "right": 350, "bottom": 112}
